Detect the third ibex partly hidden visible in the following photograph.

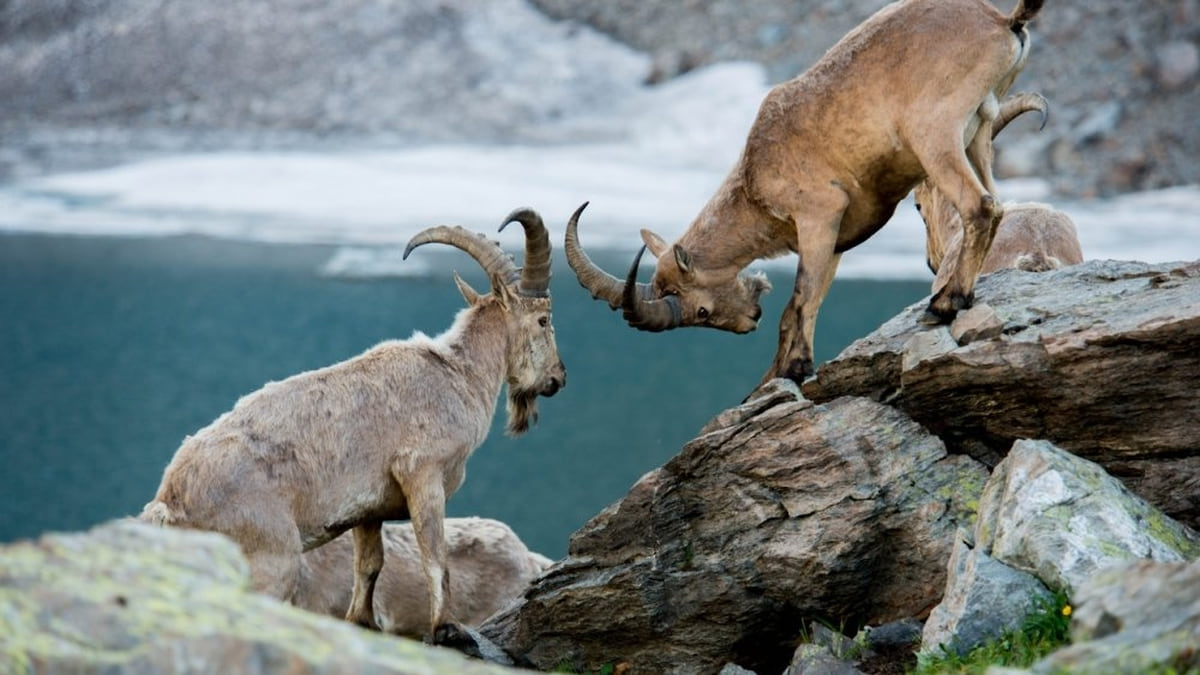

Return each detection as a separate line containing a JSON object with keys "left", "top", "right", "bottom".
{"left": 294, "top": 516, "right": 552, "bottom": 638}
{"left": 567, "top": 0, "right": 1046, "bottom": 385}
{"left": 916, "top": 92, "right": 1083, "bottom": 277}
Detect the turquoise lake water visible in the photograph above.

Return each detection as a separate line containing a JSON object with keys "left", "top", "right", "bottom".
{"left": 0, "top": 233, "right": 929, "bottom": 557}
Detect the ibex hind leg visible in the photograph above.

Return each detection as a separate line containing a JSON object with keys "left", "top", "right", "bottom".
{"left": 345, "top": 521, "right": 384, "bottom": 630}
{"left": 920, "top": 138, "right": 1002, "bottom": 324}
{"left": 394, "top": 463, "right": 455, "bottom": 643}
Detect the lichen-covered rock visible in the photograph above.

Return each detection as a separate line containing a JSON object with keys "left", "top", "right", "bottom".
{"left": 977, "top": 440, "right": 1200, "bottom": 596}
{"left": 803, "top": 259, "right": 1200, "bottom": 531}
{"left": 481, "top": 393, "right": 988, "bottom": 674}
{"left": 1030, "top": 558, "right": 1200, "bottom": 674}
{"left": 0, "top": 519, "right": 519, "bottom": 675}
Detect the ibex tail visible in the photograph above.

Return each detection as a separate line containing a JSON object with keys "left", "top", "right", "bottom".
{"left": 139, "top": 499, "right": 181, "bottom": 526}
{"left": 1010, "top": 0, "right": 1045, "bottom": 31}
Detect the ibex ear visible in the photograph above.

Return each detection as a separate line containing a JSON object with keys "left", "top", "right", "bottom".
{"left": 640, "top": 229, "right": 670, "bottom": 258}
{"left": 492, "top": 276, "right": 516, "bottom": 309}
{"left": 454, "top": 273, "right": 482, "bottom": 306}
{"left": 672, "top": 244, "right": 693, "bottom": 277}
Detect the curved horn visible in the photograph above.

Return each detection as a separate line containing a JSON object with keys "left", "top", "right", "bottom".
{"left": 993, "top": 92, "right": 1048, "bottom": 139}
{"left": 404, "top": 225, "right": 519, "bottom": 288}
{"left": 564, "top": 201, "right": 626, "bottom": 310}
{"left": 622, "top": 245, "right": 681, "bottom": 332}
{"left": 499, "top": 206, "right": 551, "bottom": 297}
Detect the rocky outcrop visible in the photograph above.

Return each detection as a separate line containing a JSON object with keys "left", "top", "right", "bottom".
{"left": 11, "top": 257, "right": 1196, "bottom": 675}
{"left": 480, "top": 259, "right": 1200, "bottom": 674}
{"left": 0, "top": 519, "right": 519, "bottom": 675}
{"left": 481, "top": 383, "right": 988, "bottom": 674}
{"left": 803, "top": 259, "right": 1200, "bottom": 531}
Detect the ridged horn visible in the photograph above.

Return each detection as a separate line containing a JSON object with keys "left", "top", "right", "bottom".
{"left": 499, "top": 206, "right": 551, "bottom": 297}
{"left": 403, "top": 225, "right": 518, "bottom": 289}
{"left": 564, "top": 201, "right": 626, "bottom": 311}
{"left": 993, "top": 92, "right": 1048, "bottom": 139}
{"left": 622, "top": 245, "right": 681, "bottom": 332}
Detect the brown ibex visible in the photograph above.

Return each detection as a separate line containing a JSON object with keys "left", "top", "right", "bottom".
{"left": 916, "top": 92, "right": 1083, "bottom": 276}
{"left": 567, "top": 0, "right": 1045, "bottom": 384}
{"left": 140, "top": 208, "right": 565, "bottom": 643}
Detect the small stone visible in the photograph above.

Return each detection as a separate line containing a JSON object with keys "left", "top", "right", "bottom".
{"left": 1155, "top": 40, "right": 1199, "bottom": 90}
{"left": 865, "top": 618, "right": 923, "bottom": 651}
{"left": 901, "top": 326, "right": 958, "bottom": 372}
{"left": 783, "top": 644, "right": 865, "bottom": 675}
{"left": 950, "top": 303, "right": 1004, "bottom": 345}
{"left": 1072, "top": 101, "right": 1122, "bottom": 144}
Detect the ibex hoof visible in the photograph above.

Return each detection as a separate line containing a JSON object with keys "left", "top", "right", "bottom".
{"left": 781, "top": 358, "right": 814, "bottom": 384}
{"left": 924, "top": 290, "right": 974, "bottom": 325}
{"left": 918, "top": 308, "right": 952, "bottom": 325}
{"left": 349, "top": 614, "right": 380, "bottom": 632}
{"left": 431, "top": 622, "right": 475, "bottom": 649}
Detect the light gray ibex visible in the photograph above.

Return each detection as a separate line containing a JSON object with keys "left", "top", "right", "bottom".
{"left": 567, "top": 0, "right": 1045, "bottom": 385}
{"left": 141, "top": 208, "right": 565, "bottom": 642}
{"left": 916, "top": 92, "right": 1083, "bottom": 276}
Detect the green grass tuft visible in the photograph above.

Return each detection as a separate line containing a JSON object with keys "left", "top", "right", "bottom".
{"left": 911, "top": 589, "right": 1072, "bottom": 674}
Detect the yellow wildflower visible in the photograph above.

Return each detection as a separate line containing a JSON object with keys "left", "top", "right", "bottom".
{"left": 1062, "top": 605, "right": 1072, "bottom": 617}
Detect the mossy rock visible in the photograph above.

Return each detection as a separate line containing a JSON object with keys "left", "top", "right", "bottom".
{"left": 0, "top": 519, "right": 518, "bottom": 674}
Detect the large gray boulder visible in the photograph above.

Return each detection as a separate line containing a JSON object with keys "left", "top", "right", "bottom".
{"left": 0, "top": 519, "right": 520, "bottom": 675}
{"left": 803, "top": 259, "right": 1200, "bottom": 532}
{"left": 481, "top": 385, "right": 987, "bottom": 674}
{"left": 977, "top": 440, "right": 1200, "bottom": 595}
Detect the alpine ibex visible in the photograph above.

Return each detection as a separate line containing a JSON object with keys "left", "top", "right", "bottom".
{"left": 294, "top": 517, "right": 552, "bottom": 637}
{"left": 567, "top": 0, "right": 1045, "bottom": 385}
{"left": 916, "top": 92, "right": 1083, "bottom": 276}
{"left": 140, "top": 208, "right": 565, "bottom": 643}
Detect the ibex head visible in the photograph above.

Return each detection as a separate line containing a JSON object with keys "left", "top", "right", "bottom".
{"left": 564, "top": 202, "right": 771, "bottom": 334}
{"left": 405, "top": 207, "right": 566, "bottom": 435}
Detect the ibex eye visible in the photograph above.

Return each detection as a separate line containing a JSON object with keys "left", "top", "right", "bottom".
{"left": 697, "top": 307, "right": 710, "bottom": 320}
{"left": 538, "top": 316, "right": 549, "bottom": 327}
